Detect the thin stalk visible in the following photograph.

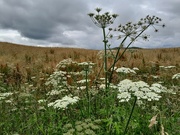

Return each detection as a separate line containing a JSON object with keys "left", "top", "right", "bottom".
{"left": 85, "top": 68, "right": 90, "bottom": 117}
{"left": 64, "top": 83, "right": 85, "bottom": 118}
{"left": 102, "top": 27, "right": 108, "bottom": 90}
{"left": 123, "top": 97, "right": 137, "bottom": 135}
{"left": 94, "top": 60, "right": 104, "bottom": 85}
{"left": 108, "top": 36, "right": 128, "bottom": 83}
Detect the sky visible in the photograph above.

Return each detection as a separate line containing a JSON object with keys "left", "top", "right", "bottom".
{"left": 0, "top": 0, "right": 180, "bottom": 50}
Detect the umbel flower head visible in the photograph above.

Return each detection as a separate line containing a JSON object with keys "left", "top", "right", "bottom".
{"left": 115, "top": 67, "right": 136, "bottom": 74}
{"left": 172, "top": 73, "right": 180, "bottom": 79}
{"left": 48, "top": 95, "right": 80, "bottom": 110}
{"left": 117, "top": 79, "right": 167, "bottom": 102}
{"left": 112, "top": 15, "right": 165, "bottom": 42}
{"left": 88, "top": 8, "right": 118, "bottom": 28}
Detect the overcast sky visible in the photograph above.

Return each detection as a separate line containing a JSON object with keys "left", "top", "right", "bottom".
{"left": 0, "top": 0, "right": 180, "bottom": 49}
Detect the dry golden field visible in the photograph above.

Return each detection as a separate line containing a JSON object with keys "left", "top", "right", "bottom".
{"left": 0, "top": 41, "right": 179, "bottom": 81}
{"left": 0, "top": 42, "right": 179, "bottom": 65}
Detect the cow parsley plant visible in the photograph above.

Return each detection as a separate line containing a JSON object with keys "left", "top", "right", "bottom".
{"left": 117, "top": 79, "right": 167, "bottom": 102}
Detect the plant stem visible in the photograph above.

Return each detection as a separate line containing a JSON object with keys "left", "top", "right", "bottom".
{"left": 123, "top": 97, "right": 137, "bottom": 135}
{"left": 108, "top": 36, "right": 128, "bottom": 83}
{"left": 102, "top": 27, "right": 108, "bottom": 90}
{"left": 85, "top": 68, "right": 90, "bottom": 117}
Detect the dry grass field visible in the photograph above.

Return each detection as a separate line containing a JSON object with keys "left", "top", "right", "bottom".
{"left": 1, "top": 42, "right": 179, "bottom": 66}
{"left": 0, "top": 41, "right": 179, "bottom": 76}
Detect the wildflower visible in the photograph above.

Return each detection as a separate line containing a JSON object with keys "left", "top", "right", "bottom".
{"left": 145, "top": 92, "right": 161, "bottom": 101}
{"left": 56, "top": 58, "right": 77, "bottom": 69}
{"left": 0, "top": 92, "right": 13, "bottom": 97}
{"left": 77, "top": 86, "right": 86, "bottom": 90}
{"left": 5, "top": 99, "right": 13, "bottom": 104}
{"left": 19, "top": 92, "right": 32, "bottom": 98}
{"left": 48, "top": 95, "right": 80, "bottom": 110}
{"left": 165, "top": 66, "right": 176, "bottom": 69}
{"left": 88, "top": 8, "right": 118, "bottom": 28}
{"left": 31, "top": 76, "right": 36, "bottom": 79}
{"left": 117, "top": 92, "right": 131, "bottom": 102}
{"left": 133, "top": 67, "right": 139, "bottom": 71}
{"left": 117, "top": 79, "right": 167, "bottom": 102}
{"left": 116, "top": 67, "right": 136, "bottom": 74}
{"left": 45, "top": 71, "right": 67, "bottom": 87}
{"left": 118, "top": 79, "right": 133, "bottom": 92}
{"left": 150, "top": 83, "right": 167, "bottom": 93}
{"left": 38, "top": 99, "right": 47, "bottom": 104}
{"left": 46, "top": 90, "right": 64, "bottom": 96}
{"left": 159, "top": 65, "right": 176, "bottom": 69}
{"left": 77, "top": 79, "right": 90, "bottom": 84}
{"left": 78, "top": 62, "right": 95, "bottom": 66}
{"left": 172, "top": 73, "right": 180, "bottom": 79}
{"left": 99, "top": 84, "right": 105, "bottom": 89}
{"left": 151, "top": 75, "right": 159, "bottom": 79}
{"left": 136, "top": 100, "right": 144, "bottom": 106}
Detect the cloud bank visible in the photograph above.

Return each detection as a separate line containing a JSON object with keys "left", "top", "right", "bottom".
{"left": 0, "top": 0, "right": 179, "bottom": 49}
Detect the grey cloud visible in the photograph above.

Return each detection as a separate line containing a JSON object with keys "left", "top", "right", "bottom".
{"left": 0, "top": 0, "right": 88, "bottom": 40}
{"left": 0, "top": 0, "right": 179, "bottom": 49}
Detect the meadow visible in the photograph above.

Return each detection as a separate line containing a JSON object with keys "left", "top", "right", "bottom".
{"left": 0, "top": 42, "right": 180, "bottom": 135}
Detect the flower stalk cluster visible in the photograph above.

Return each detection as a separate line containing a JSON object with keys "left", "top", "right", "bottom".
{"left": 45, "top": 58, "right": 96, "bottom": 111}
{"left": 88, "top": 8, "right": 118, "bottom": 28}
{"left": 88, "top": 8, "right": 118, "bottom": 90}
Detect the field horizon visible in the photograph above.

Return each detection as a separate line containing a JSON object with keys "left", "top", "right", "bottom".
{"left": 1, "top": 41, "right": 180, "bottom": 50}
{"left": 1, "top": 41, "right": 179, "bottom": 64}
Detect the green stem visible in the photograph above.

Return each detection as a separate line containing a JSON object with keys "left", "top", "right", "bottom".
{"left": 123, "top": 97, "right": 137, "bottom": 135}
{"left": 64, "top": 82, "right": 85, "bottom": 118}
{"left": 108, "top": 36, "right": 128, "bottom": 83}
{"left": 102, "top": 27, "right": 108, "bottom": 90}
{"left": 85, "top": 68, "right": 90, "bottom": 117}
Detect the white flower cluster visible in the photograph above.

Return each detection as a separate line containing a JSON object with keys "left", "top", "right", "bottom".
{"left": 117, "top": 79, "right": 167, "bottom": 102}
{"left": 46, "top": 89, "right": 67, "bottom": 96}
{"left": 45, "top": 71, "right": 67, "bottom": 87}
{"left": 172, "top": 73, "right": 180, "bottom": 79}
{"left": 116, "top": 67, "right": 136, "bottom": 74}
{"left": 78, "top": 62, "right": 95, "bottom": 66}
{"left": 159, "top": 65, "right": 176, "bottom": 69}
{"left": 56, "top": 58, "right": 77, "bottom": 69}
{"left": 48, "top": 95, "right": 80, "bottom": 110}
{"left": 77, "top": 79, "right": 90, "bottom": 84}
{"left": 133, "top": 67, "right": 139, "bottom": 71}
{"left": 0, "top": 92, "right": 13, "bottom": 100}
